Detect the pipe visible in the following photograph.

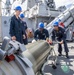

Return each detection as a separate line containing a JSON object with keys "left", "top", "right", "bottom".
{"left": 22, "top": 40, "right": 50, "bottom": 73}
{"left": 64, "top": 17, "right": 73, "bottom": 27}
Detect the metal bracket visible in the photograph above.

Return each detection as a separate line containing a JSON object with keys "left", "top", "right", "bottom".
{"left": 9, "top": 41, "right": 26, "bottom": 52}
{"left": 15, "top": 55, "right": 35, "bottom": 75}
{"left": 18, "top": 55, "right": 33, "bottom": 68}
{"left": 1, "top": 36, "right": 10, "bottom": 51}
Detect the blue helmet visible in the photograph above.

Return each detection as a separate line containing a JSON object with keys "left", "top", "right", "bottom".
{"left": 53, "top": 21, "right": 59, "bottom": 26}
{"left": 14, "top": 6, "right": 22, "bottom": 11}
{"left": 20, "top": 14, "right": 25, "bottom": 18}
{"left": 38, "top": 22, "right": 44, "bottom": 28}
{"left": 58, "top": 19, "right": 61, "bottom": 22}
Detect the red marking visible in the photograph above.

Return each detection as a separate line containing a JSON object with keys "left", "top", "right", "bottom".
{"left": 5, "top": 54, "right": 15, "bottom": 62}
{"left": 59, "top": 22, "right": 64, "bottom": 27}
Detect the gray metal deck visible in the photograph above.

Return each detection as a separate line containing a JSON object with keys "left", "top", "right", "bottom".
{"left": 44, "top": 42, "right": 74, "bottom": 75}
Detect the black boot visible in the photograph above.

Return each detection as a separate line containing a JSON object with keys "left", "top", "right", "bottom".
{"left": 58, "top": 52, "right": 62, "bottom": 56}
{"left": 66, "top": 52, "right": 69, "bottom": 58}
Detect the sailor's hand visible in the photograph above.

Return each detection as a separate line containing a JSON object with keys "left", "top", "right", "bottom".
{"left": 46, "top": 38, "right": 52, "bottom": 44}
{"left": 59, "top": 40, "right": 63, "bottom": 44}
{"left": 46, "top": 38, "right": 49, "bottom": 42}
{"left": 23, "top": 35, "right": 26, "bottom": 39}
{"left": 11, "top": 36, "right": 16, "bottom": 40}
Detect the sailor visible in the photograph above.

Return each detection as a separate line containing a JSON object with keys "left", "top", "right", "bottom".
{"left": 52, "top": 21, "right": 69, "bottom": 58}
{"left": 34, "top": 22, "right": 49, "bottom": 40}
{"left": 20, "top": 13, "right": 28, "bottom": 45}
{"left": 9, "top": 6, "right": 24, "bottom": 44}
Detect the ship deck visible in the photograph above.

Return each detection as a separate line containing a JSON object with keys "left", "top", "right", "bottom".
{"left": 44, "top": 42, "right": 74, "bottom": 75}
